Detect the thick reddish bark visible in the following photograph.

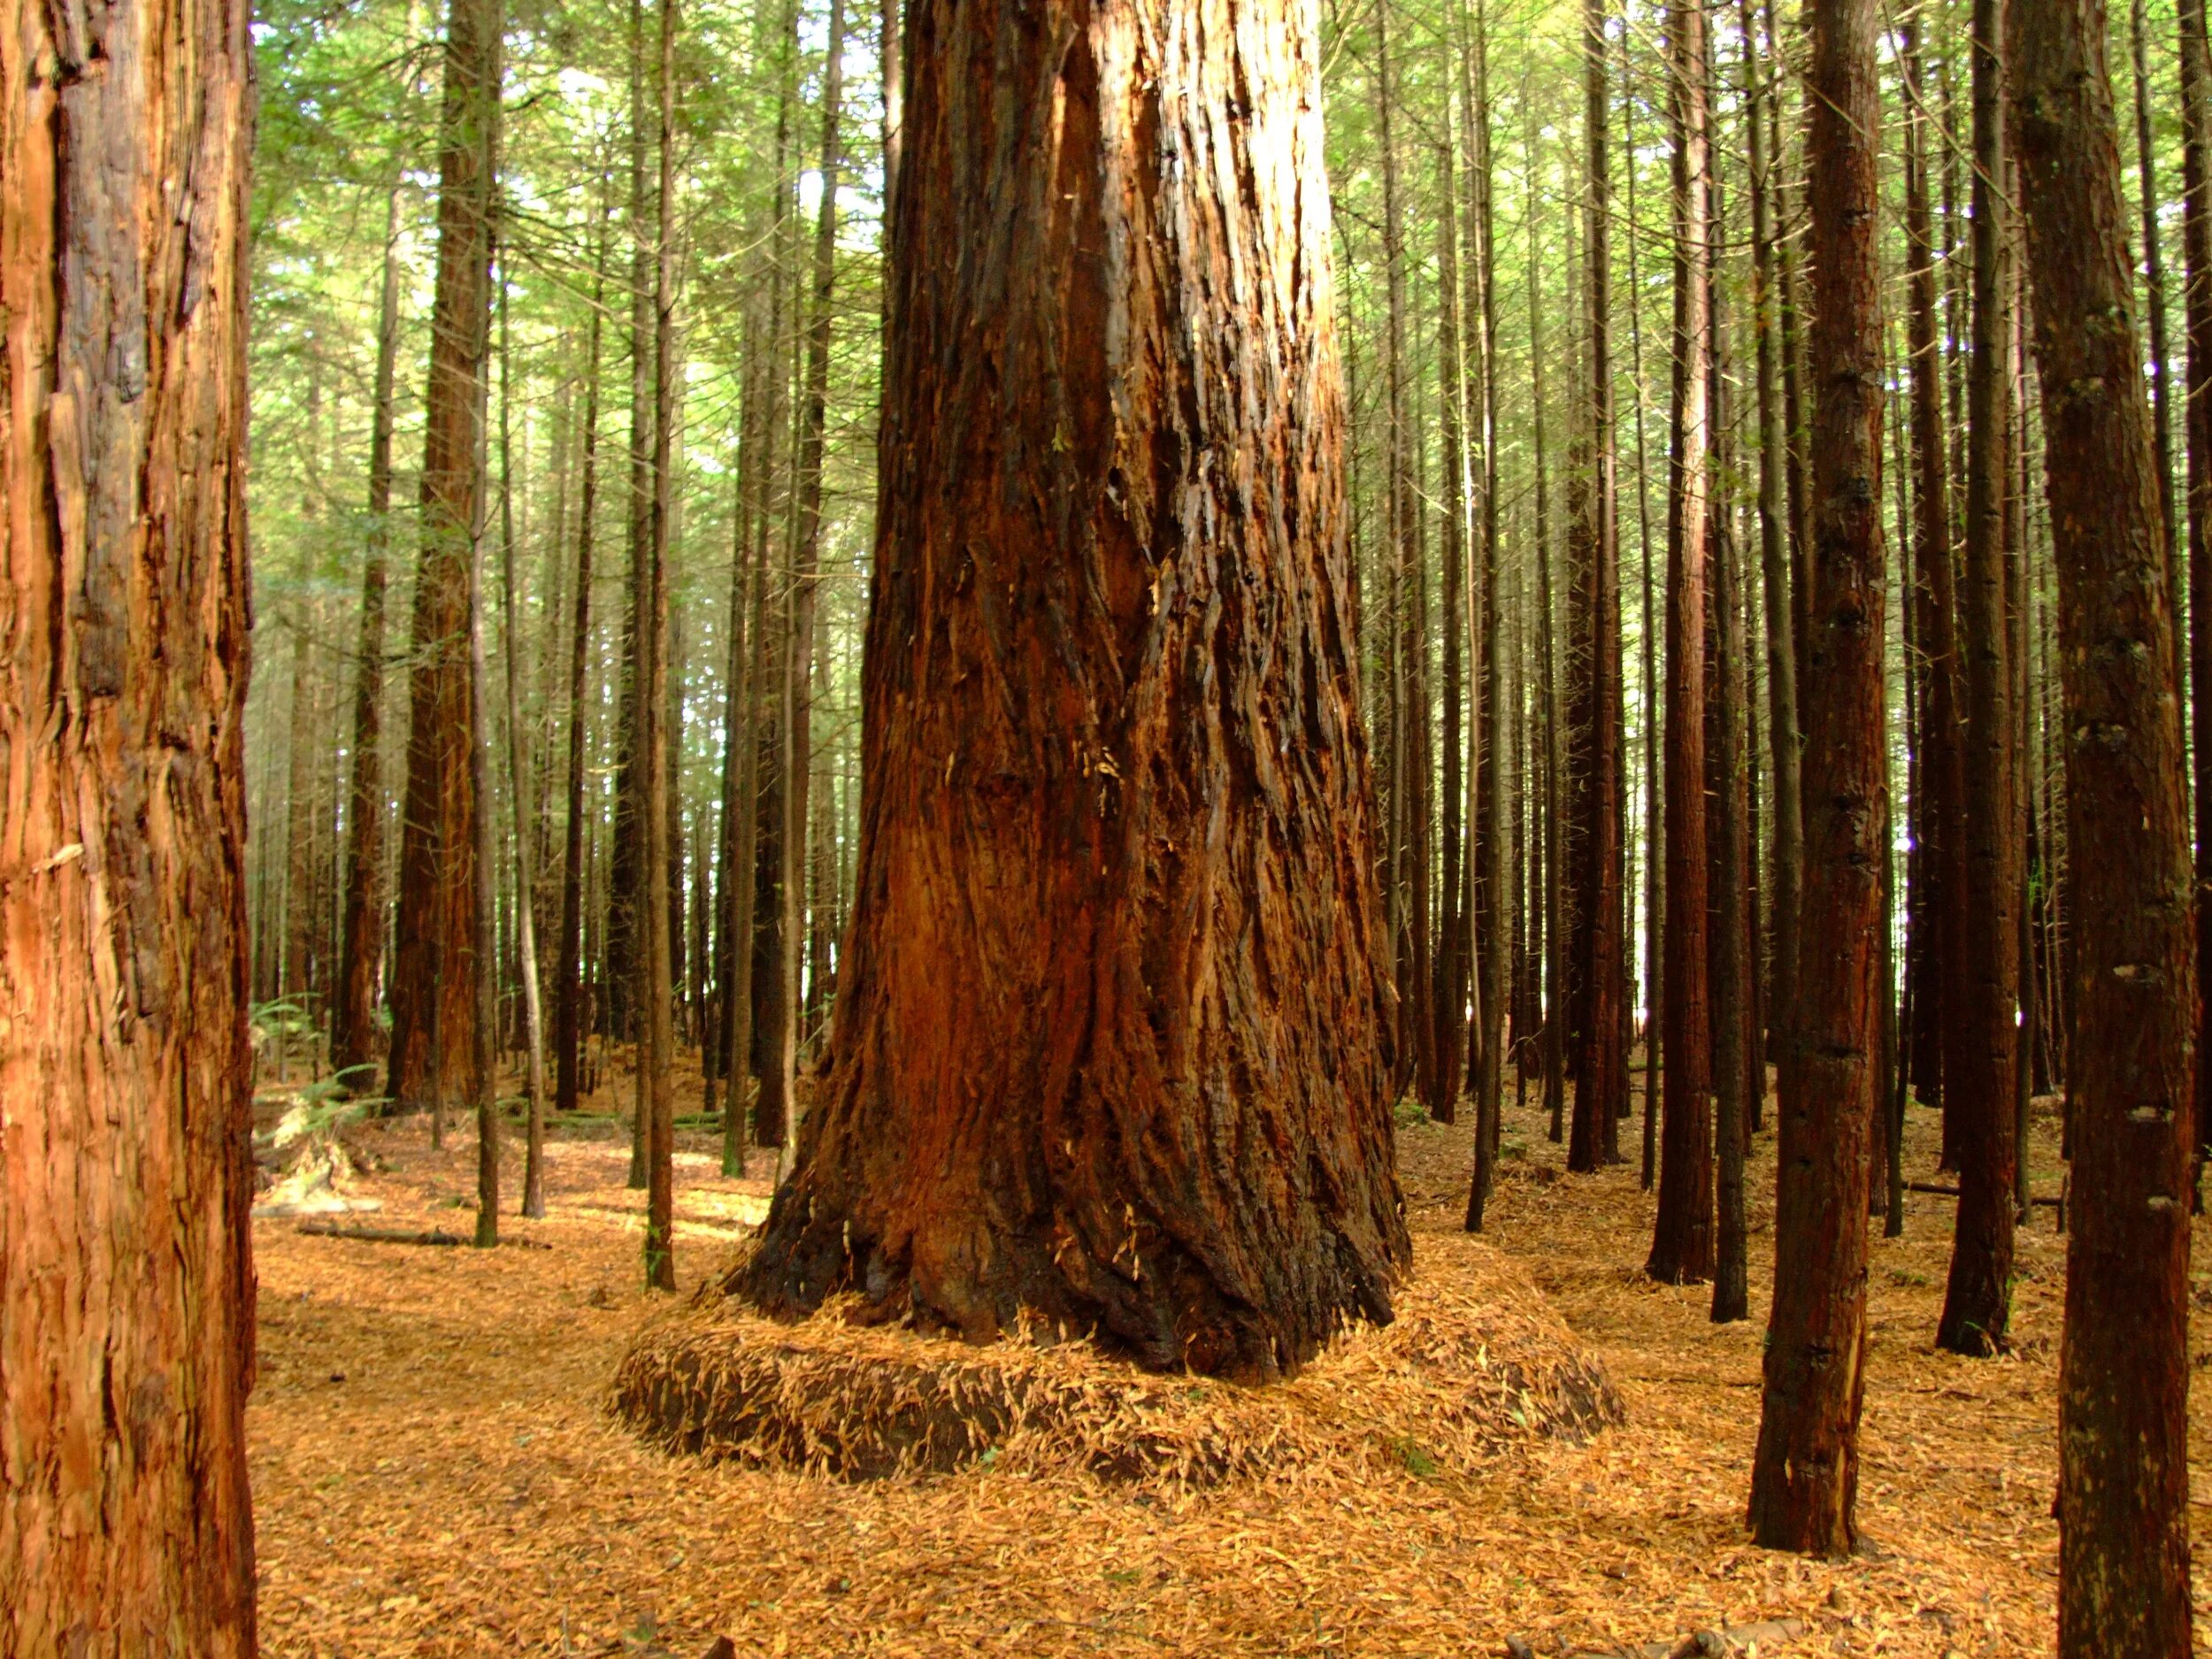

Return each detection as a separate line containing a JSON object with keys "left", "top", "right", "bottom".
{"left": 1647, "top": 0, "right": 1715, "bottom": 1286}
{"left": 1937, "top": 0, "right": 2020, "bottom": 1355}
{"left": 734, "top": 0, "right": 1408, "bottom": 1378}
{"left": 388, "top": 0, "right": 501, "bottom": 1122}
{"left": 2012, "top": 0, "right": 2197, "bottom": 1641}
{"left": 0, "top": 0, "right": 258, "bottom": 1638}
{"left": 1748, "top": 0, "right": 1884, "bottom": 1555}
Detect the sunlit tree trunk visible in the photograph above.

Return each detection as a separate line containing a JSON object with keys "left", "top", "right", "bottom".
{"left": 388, "top": 0, "right": 503, "bottom": 1134}
{"left": 736, "top": 0, "right": 1409, "bottom": 1376}
{"left": 0, "top": 0, "right": 258, "bottom": 1635}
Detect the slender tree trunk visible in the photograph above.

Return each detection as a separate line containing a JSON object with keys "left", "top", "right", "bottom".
{"left": 496, "top": 264, "right": 549, "bottom": 1217}
{"left": 1431, "top": 134, "right": 1470, "bottom": 1125}
{"left": 1939, "top": 0, "right": 2023, "bottom": 1353}
{"left": 1749, "top": 0, "right": 1884, "bottom": 1552}
{"left": 1466, "top": 0, "right": 1509, "bottom": 1230}
{"left": 334, "top": 187, "right": 405, "bottom": 1082}
{"left": 1621, "top": 20, "right": 1663, "bottom": 1193}
{"left": 2013, "top": 0, "right": 2198, "bottom": 1639}
{"left": 1741, "top": 0, "right": 1799, "bottom": 1071}
{"left": 556, "top": 198, "right": 611, "bottom": 1117}
{"left": 2134, "top": 0, "right": 2179, "bottom": 560}
{"left": 640, "top": 0, "right": 680, "bottom": 1291}
{"left": 1569, "top": 0, "right": 1626, "bottom": 1172}
{"left": 735, "top": 0, "right": 1409, "bottom": 1376}
{"left": 758, "top": 0, "right": 847, "bottom": 1156}
{"left": 2180, "top": 0, "right": 2212, "bottom": 1183}
{"left": 1710, "top": 276, "right": 1751, "bottom": 1326}
{"left": 388, "top": 0, "right": 503, "bottom": 1134}
{"left": 1648, "top": 0, "right": 1716, "bottom": 1286}
{"left": 0, "top": 0, "right": 257, "bottom": 1634}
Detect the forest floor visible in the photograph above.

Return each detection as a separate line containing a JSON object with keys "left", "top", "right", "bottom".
{"left": 248, "top": 1056, "right": 2208, "bottom": 1658}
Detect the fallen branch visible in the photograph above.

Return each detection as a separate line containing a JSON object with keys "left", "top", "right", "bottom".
{"left": 1509, "top": 1617, "right": 1807, "bottom": 1659}
{"left": 1904, "top": 1180, "right": 2060, "bottom": 1208}
{"left": 297, "top": 1221, "right": 465, "bottom": 1246}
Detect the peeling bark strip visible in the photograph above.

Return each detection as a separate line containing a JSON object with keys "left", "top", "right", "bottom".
{"left": 0, "top": 0, "right": 258, "bottom": 1640}
{"left": 1749, "top": 0, "right": 1884, "bottom": 1555}
{"left": 735, "top": 0, "right": 1408, "bottom": 1379}
{"left": 2009, "top": 0, "right": 2197, "bottom": 1641}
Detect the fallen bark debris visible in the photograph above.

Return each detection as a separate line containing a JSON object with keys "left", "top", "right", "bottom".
{"left": 1509, "top": 1616, "right": 1808, "bottom": 1659}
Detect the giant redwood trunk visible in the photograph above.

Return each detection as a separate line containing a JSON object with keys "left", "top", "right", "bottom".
{"left": 2011, "top": 0, "right": 2197, "bottom": 1641}
{"left": 388, "top": 0, "right": 501, "bottom": 1120}
{"left": 0, "top": 0, "right": 258, "bottom": 1638}
{"left": 1749, "top": 0, "right": 1884, "bottom": 1555}
{"left": 733, "top": 0, "right": 1409, "bottom": 1379}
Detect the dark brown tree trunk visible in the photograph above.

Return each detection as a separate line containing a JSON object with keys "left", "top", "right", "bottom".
{"left": 0, "top": 0, "right": 258, "bottom": 1635}
{"left": 1648, "top": 0, "right": 1716, "bottom": 1286}
{"left": 1466, "top": 0, "right": 1508, "bottom": 1230}
{"left": 388, "top": 0, "right": 503, "bottom": 1134}
{"left": 333, "top": 184, "right": 406, "bottom": 1085}
{"left": 640, "top": 0, "right": 680, "bottom": 1290}
{"left": 1901, "top": 10, "right": 1954, "bottom": 1145}
{"left": 1430, "top": 134, "right": 1469, "bottom": 1127}
{"left": 1568, "top": 0, "right": 1626, "bottom": 1174}
{"left": 2013, "top": 0, "right": 2197, "bottom": 1639}
{"left": 1741, "top": 0, "right": 1799, "bottom": 1075}
{"left": 496, "top": 268, "right": 549, "bottom": 1218}
{"left": 1709, "top": 277, "right": 1751, "bottom": 1326}
{"left": 1748, "top": 0, "right": 1884, "bottom": 1552}
{"left": 555, "top": 201, "right": 610, "bottom": 1118}
{"left": 2133, "top": 0, "right": 2179, "bottom": 561}
{"left": 2180, "top": 0, "right": 2212, "bottom": 1187}
{"left": 757, "top": 0, "right": 846, "bottom": 1155}
{"left": 1938, "top": 0, "right": 2022, "bottom": 1353}
{"left": 734, "top": 0, "right": 1409, "bottom": 1377}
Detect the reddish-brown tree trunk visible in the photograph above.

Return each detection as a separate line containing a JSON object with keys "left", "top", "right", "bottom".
{"left": 1938, "top": 0, "right": 2022, "bottom": 1354}
{"left": 640, "top": 0, "right": 680, "bottom": 1288}
{"left": 333, "top": 183, "right": 406, "bottom": 1084}
{"left": 1568, "top": 0, "right": 1626, "bottom": 1174}
{"left": 1648, "top": 0, "right": 1715, "bottom": 1286}
{"left": 734, "top": 0, "right": 1409, "bottom": 1378}
{"left": 387, "top": 0, "right": 503, "bottom": 1129}
{"left": 2013, "top": 0, "right": 2197, "bottom": 1640}
{"left": 0, "top": 0, "right": 259, "bottom": 1636}
{"left": 1748, "top": 0, "right": 1884, "bottom": 1554}
{"left": 555, "top": 204, "right": 609, "bottom": 1118}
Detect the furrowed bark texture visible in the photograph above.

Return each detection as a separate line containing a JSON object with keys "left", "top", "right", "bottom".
{"left": 2011, "top": 0, "right": 2196, "bottom": 1643}
{"left": 1647, "top": 0, "right": 1714, "bottom": 1286}
{"left": 0, "top": 0, "right": 259, "bottom": 1639}
{"left": 735, "top": 0, "right": 1409, "bottom": 1379}
{"left": 387, "top": 0, "right": 500, "bottom": 1118}
{"left": 1748, "top": 0, "right": 1883, "bottom": 1556}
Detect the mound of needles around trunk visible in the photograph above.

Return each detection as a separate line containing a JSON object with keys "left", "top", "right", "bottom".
{"left": 611, "top": 1233, "right": 1622, "bottom": 1485}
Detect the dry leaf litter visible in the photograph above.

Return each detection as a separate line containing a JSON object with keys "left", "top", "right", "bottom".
{"left": 249, "top": 1061, "right": 2212, "bottom": 1656}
